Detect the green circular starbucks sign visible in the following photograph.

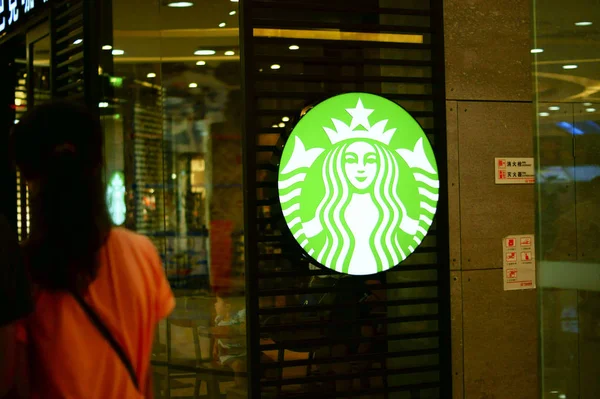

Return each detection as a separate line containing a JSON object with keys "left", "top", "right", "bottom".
{"left": 278, "top": 93, "right": 439, "bottom": 275}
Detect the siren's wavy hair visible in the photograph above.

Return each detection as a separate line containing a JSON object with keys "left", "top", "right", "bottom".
{"left": 315, "top": 140, "right": 407, "bottom": 273}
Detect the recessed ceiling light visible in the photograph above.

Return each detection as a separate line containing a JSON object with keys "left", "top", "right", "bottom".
{"left": 548, "top": 106, "right": 560, "bottom": 111}
{"left": 530, "top": 48, "right": 543, "bottom": 54}
{"left": 562, "top": 64, "right": 578, "bottom": 69}
{"left": 583, "top": 102, "right": 593, "bottom": 106}
{"left": 14, "top": 119, "right": 19, "bottom": 124}
{"left": 196, "top": 60, "right": 206, "bottom": 66}
{"left": 282, "top": 116, "right": 290, "bottom": 122}
{"left": 219, "top": 22, "right": 226, "bottom": 28}
{"left": 271, "top": 64, "right": 281, "bottom": 70}
{"left": 112, "top": 49, "right": 125, "bottom": 55}
{"left": 189, "top": 82, "right": 198, "bottom": 88}
{"left": 171, "top": 173, "right": 177, "bottom": 180}
{"left": 575, "top": 21, "right": 592, "bottom": 26}
{"left": 289, "top": 45, "right": 300, "bottom": 50}
{"left": 278, "top": 122, "right": 285, "bottom": 128}
{"left": 102, "top": 45, "right": 112, "bottom": 50}
{"left": 272, "top": 124, "right": 278, "bottom": 128}
{"left": 194, "top": 49, "right": 215, "bottom": 55}
{"left": 229, "top": 10, "right": 236, "bottom": 15}
{"left": 167, "top": 1, "right": 193, "bottom": 7}
{"left": 231, "top": 0, "right": 239, "bottom": 2}
{"left": 147, "top": 72, "right": 156, "bottom": 78}
{"left": 224, "top": 50, "right": 235, "bottom": 56}
{"left": 99, "top": 102, "right": 109, "bottom": 108}
{"left": 586, "top": 108, "right": 596, "bottom": 112}
{"left": 539, "top": 112, "right": 549, "bottom": 117}
{"left": 73, "top": 39, "right": 83, "bottom": 45}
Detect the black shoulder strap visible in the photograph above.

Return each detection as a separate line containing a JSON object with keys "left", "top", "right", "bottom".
{"left": 71, "top": 291, "right": 140, "bottom": 391}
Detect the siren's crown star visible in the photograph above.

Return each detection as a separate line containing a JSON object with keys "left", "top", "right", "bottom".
{"left": 323, "top": 98, "right": 397, "bottom": 145}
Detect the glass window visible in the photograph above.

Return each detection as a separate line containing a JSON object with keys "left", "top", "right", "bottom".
{"left": 104, "top": 2, "right": 245, "bottom": 397}
{"left": 534, "top": 0, "right": 600, "bottom": 397}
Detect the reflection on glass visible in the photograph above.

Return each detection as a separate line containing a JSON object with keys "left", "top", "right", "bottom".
{"left": 104, "top": 0, "right": 246, "bottom": 397}
{"left": 535, "top": 0, "right": 600, "bottom": 391}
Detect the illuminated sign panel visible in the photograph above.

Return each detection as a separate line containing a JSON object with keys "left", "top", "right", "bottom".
{"left": 278, "top": 93, "right": 439, "bottom": 275}
{"left": 106, "top": 171, "right": 126, "bottom": 226}
{"left": 0, "top": 0, "right": 50, "bottom": 36}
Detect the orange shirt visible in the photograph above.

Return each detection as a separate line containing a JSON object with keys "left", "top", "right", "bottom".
{"left": 18, "top": 228, "right": 175, "bottom": 398}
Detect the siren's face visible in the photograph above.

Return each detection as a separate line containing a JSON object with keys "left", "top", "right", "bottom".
{"left": 344, "top": 141, "right": 378, "bottom": 191}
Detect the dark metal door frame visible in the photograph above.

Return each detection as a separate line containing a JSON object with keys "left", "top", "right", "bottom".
{"left": 241, "top": 0, "right": 451, "bottom": 398}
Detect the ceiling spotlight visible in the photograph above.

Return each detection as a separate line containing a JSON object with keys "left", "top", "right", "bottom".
{"left": 102, "top": 45, "right": 112, "bottom": 50}
{"left": 575, "top": 21, "right": 592, "bottom": 26}
{"left": 99, "top": 102, "right": 109, "bottom": 108}
{"left": 73, "top": 39, "right": 83, "bottom": 45}
{"left": 270, "top": 64, "right": 281, "bottom": 70}
{"left": 278, "top": 122, "right": 285, "bottom": 128}
{"left": 539, "top": 112, "right": 549, "bottom": 117}
{"left": 196, "top": 60, "right": 206, "bottom": 66}
{"left": 112, "top": 49, "right": 125, "bottom": 55}
{"left": 231, "top": 0, "right": 239, "bottom": 2}
{"left": 194, "top": 49, "right": 215, "bottom": 55}
{"left": 289, "top": 45, "right": 300, "bottom": 50}
{"left": 229, "top": 10, "right": 236, "bottom": 15}
{"left": 167, "top": 1, "right": 194, "bottom": 7}
{"left": 562, "top": 64, "right": 578, "bottom": 70}
{"left": 548, "top": 106, "right": 560, "bottom": 111}
{"left": 171, "top": 173, "right": 177, "bottom": 180}
{"left": 282, "top": 116, "right": 290, "bottom": 122}
{"left": 219, "top": 22, "right": 226, "bottom": 28}
{"left": 583, "top": 102, "right": 593, "bottom": 106}
{"left": 189, "top": 82, "right": 198, "bottom": 88}
{"left": 586, "top": 108, "right": 596, "bottom": 112}
{"left": 530, "top": 48, "right": 543, "bottom": 54}
{"left": 224, "top": 50, "right": 235, "bottom": 56}
{"left": 272, "top": 124, "right": 279, "bottom": 128}
{"left": 147, "top": 72, "right": 156, "bottom": 78}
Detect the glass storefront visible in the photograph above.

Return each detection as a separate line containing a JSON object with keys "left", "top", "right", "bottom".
{"left": 0, "top": 1, "right": 452, "bottom": 398}
{"left": 534, "top": 0, "right": 600, "bottom": 398}
{"left": 103, "top": 2, "right": 246, "bottom": 397}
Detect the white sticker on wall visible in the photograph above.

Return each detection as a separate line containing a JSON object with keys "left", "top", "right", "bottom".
{"left": 503, "top": 234, "right": 536, "bottom": 291}
{"left": 495, "top": 157, "right": 535, "bottom": 184}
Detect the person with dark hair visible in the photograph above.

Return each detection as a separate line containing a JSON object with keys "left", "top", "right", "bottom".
{"left": 0, "top": 213, "right": 32, "bottom": 397}
{"left": 9, "top": 100, "right": 175, "bottom": 398}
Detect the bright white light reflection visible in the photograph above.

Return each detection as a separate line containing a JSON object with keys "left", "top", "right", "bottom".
{"left": 167, "top": 1, "right": 193, "bottom": 7}
{"left": 194, "top": 50, "right": 215, "bottom": 55}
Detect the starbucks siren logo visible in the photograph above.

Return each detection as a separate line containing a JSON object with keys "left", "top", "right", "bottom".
{"left": 278, "top": 93, "right": 439, "bottom": 275}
